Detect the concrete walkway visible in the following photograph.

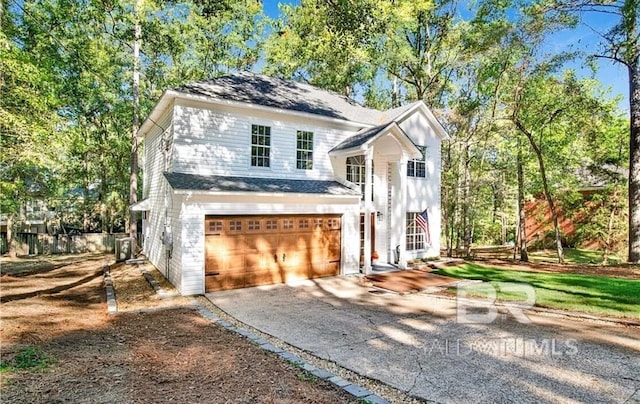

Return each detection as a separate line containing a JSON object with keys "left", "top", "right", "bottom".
{"left": 207, "top": 277, "right": 640, "bottom": 404}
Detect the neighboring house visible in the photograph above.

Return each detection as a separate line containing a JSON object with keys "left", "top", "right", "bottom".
{"left": 525, "top": 164, "right": 626, "bottom": 250}
{"left": 134, "top": 73, "right": 448, "bottom": 295}
{"left": 0, "top": 199, "right": 54, "bottom": 235}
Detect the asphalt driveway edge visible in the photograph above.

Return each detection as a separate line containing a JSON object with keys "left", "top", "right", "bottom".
{"left": 193, "top": 301, "right": 392, "bottom": 404}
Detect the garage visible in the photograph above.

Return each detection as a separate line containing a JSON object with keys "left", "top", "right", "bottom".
{"left": 205, "top": 214, "right": 341, "bottom": 291}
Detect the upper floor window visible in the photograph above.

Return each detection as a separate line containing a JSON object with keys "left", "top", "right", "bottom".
{"left": 346, "top": 155, "right": 373, "bottom": 200}
{"left": 296, "top": 131, "right": 313, "bottom": 170}
{"left": 407, "top": 146, "right": 427, "bottom": 177}
{"left": 251, "top": 124, "right": 270, "bottom": 167}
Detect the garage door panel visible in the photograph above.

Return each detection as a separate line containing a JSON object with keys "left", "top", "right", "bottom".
{"left": 244, "top": 252, "right": 276, "bottom": 272}
{"left": 205, "top": 214, "right": 341, "bottom": 292}
{"left": 278, "top": 250, "right": 310, "bottom": 280}
{"left": 309, "top": 263, "right": 337, "bottom": 278}
{"left": 245, "top": 234, "right": 278, "bottom": 252}
{"left": 205, "top": 272, "right": 245, "bottom": 290}
{"left": 245, "top": 269, "right": 284, "bottom": 287}
{"left": 325, "top": 231, "right": 341, "bottom": 261}
{"left": 205, "top": 255, "right": 245, "bottom": 274}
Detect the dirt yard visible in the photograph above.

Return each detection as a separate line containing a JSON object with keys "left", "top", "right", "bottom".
{"left": 0, "top": 254, "right": 358, "bottom": 403}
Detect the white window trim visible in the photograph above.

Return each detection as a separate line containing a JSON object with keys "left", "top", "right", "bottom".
{"left": 406, "top": 212, "right": 427, "bottom": 251}
{"left": 407, "top": 145, "right": 427, "bottom": 178}
{"left": 250, "top": 123, "right": 272, "bottom": 169}
{"left": 296, "top": 130, "right": 314, "bottom": 170}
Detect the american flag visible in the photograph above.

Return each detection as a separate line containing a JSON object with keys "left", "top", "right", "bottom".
{"left": 415, "top": 209, "right": 431, "bottom": 245}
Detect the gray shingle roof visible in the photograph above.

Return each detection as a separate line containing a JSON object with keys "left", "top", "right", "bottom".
{"left": 173, "top": 72, "right": 383, "bottom": 124}
{"left": 164, "top": 172, "right": 360, "bottom": 196}
{"left": 329, "top": 123, "right": 393, "bottom": 153}
{"left": 329, "top": 121, "right": 416, "bottom": 154}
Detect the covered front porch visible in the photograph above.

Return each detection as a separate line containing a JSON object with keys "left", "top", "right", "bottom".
{"left": 329, "top": 121, "right": 423, "bottom": 275}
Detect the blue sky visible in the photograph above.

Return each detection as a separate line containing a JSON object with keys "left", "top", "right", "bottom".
{"left": 262, "top": 1, "right": 629, "bottom": 112}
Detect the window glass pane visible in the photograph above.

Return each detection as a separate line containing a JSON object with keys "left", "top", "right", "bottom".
{"left": 296, "top": 131, "right": 313, "bottom": 170}
{"left": 251, "top": 125, "right": 271, "bottom": 167}
{"left": 407, "top": 146, "right": 427, "bottom": 178}
{"left": 346, "top": 155, "right": 373, "bottom": 201}
{"left": 406, "top": 212, "right": 425, "bottom": 251}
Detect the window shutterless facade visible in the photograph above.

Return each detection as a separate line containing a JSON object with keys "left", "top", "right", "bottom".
{"left": 296, "top": 131, "right": 313, "bottom": 170}
{"left": 251, "top": 124, "right": 271, "bottom": 167}
{"left": 406, "top": 212, "right": 425, "bottom": 251}
{"left": 407, "top": 146, "right": 427, "bottom": 177}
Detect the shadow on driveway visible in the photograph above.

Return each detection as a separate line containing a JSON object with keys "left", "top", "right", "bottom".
{"left": 207, "top": 276, "right": 640, "bottom": 403}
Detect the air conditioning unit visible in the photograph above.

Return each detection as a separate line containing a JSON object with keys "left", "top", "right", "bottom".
{"left": 115, "top": 237, "right": 134, "bottom": 261}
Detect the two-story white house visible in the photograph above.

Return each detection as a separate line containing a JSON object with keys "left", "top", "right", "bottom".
{"left": 134, "top": 73, "right": 448, "bottom": 295}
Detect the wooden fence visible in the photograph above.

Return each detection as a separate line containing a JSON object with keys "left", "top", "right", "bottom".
{"left": 0, "top": 233, "right": 129, "bottom": 256}
{"left": 441, "top": 245, "right": 516, "bottom": 259}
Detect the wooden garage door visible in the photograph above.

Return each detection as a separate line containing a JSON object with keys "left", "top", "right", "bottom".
{"left": 205, "top": 215, "right": 341, "bottom": 292}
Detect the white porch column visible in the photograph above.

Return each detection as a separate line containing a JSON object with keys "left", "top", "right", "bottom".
{"left": 363, "top": 148, "right": 374, "bottom": 274}
{"left": 397, "top": 156, "right": 408, "bottom": 269}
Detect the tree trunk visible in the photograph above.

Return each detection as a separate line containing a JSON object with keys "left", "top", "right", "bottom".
{"left": 442, "top": 142, "right": 454, "bottom": 257}
{"left": 7, "top": 214, "right": 16, "bottom": 258}
{"left": 627, "top": 57, "right": 640, "bottom": 262}
{"left": 83, "top": 150, "right": 90, "bottom": 232}
{"left": 517, "top": 140, "right": 528, "bottom": 262}
{"left": 462, "top": 139, "right": 472, "bottom": 258}
{"left": 603, "top": 205, "right": 617, "bottom": 266}
{"left": 516, "top": 121, "right": 564, "bottom": 263}
{"left": 130, "top": 2, "right": 141, "bottom": 245}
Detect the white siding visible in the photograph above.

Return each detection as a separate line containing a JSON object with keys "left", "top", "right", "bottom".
{"left": 178, "top": 205, "right": 203, "bottom": 295}
{"left": 166, "top": 193, "right": 183, "bottom": 290}
{"left": 400, "top": 112, "right": 443, "bottom": 258}
{"left": 141, "top": 111, "right": 183, "bottom": 289}
{"left": 172, "top": 101, "right": 361, "bottom": 180}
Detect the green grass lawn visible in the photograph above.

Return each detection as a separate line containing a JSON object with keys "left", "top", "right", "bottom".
{"left": 528, "top": 248, "right": 621, "bottom": 265}
{"left": 435, "top": 263, "right": 640, "bottom": 319}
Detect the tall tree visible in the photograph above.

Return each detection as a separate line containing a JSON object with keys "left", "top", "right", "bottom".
{"left": 1, "top": 0, "right": 65, "bottom": 255}
{"left": 541, "top": 0, "right": 638, "bottom": 260}
{"left": 130, "top": 0, "right": 141, "bottom": 242}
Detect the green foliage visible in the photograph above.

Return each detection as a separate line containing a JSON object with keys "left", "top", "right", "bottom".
{"left": 1, "top": 0, "right": 266, "bottom": 234}
{"left": 1, "top": 0, "right": 632, "bottom": 258}
{"left": 437, "top": 263, "right": 640, "bottom": 318}
{"left": 296, "top": 370, "right": 318, "bottom": 383}
{"left": 0, "top": 346, "right": 55, "bottom": 373}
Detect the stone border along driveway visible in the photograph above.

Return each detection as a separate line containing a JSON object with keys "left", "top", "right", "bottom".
{"left": 105, "top": 263, "right": 405, "bottom": 404}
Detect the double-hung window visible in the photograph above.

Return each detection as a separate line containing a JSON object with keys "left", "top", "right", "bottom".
{"left": 251, "top": 124, "right": 271, "bottom": 167}
{"left": 406, "top": 212, "right": 426, "bottom": 250}
{"left": 296, "top": 131, "right": 313, "bottom": 170}
{"left": 407, "top": 146, "right": 427, "bottom": 178}
{"left": 346, "top": 155, "right": 373, "bottom": 201}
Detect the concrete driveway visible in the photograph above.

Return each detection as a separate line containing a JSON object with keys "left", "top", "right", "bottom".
{"left": 207, "top": 277, "right": 640, "bottom": 403}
